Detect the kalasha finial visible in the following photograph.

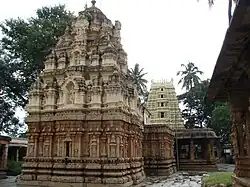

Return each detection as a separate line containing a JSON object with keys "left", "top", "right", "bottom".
{"left": 91, "top": 0, "right": 96, "bottom": 6}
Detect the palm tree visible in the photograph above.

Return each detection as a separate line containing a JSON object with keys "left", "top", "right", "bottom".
{"left": 128, "top": 63, "right": 148, "bottom": 98}
{"left": 177, "top": 61, "right": 203, "bottom": 91}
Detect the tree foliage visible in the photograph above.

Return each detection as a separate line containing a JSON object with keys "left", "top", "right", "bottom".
{"left": 0, "top": 5, "right": 74, "bottom": 135}
{"left": 128, "top": 63, "right": 148, "bottom": 102}
{"left": 178, "top": 79, "right": 214, "bottom": 128}
{"left": 177, "top": 61, "right": 203, "bottom": 91}
{"left": 177, "top": 62, "right": 232, "bottom": 143}
{"left": 211, "top": 103, "right": 232, "bottom": 144}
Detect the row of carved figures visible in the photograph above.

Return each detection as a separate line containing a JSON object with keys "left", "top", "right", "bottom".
{"left": 27, "top": 134, "right": 143, "bottom": 158}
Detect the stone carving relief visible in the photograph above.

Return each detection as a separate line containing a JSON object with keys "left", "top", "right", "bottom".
{"left": 90, "top": 135, "right": 98, "bottom": 157}
{"left": 43, "top": 137, "right": 50, "bottom": 157}
{"left": 64, "top": 81, "right": 75, "bottom": 105}
{"left": 119, "top": 136, "right": 124, "bottom": 157}
{"left": 39, "top": 137, "right": 44, "bottom": 156}
{"left": 100, "top": 136, "right": 107, "bottom": 157}
{"left": 73, "top": 18, "right": 89, "bottom": 42}
{"left": 232, "top": 108, "right": 247, "bottom": 156}
{"left": 28, "top": 144, "right": 34, "bottom": 157}
{"left": 109, "top": 134, "right": 117, "bottom": 157}
{"left": 71, "top": 49, "right": 81, "bottom": 66}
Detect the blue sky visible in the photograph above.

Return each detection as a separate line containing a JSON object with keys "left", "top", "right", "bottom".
{"left": 0, "top": 0, "right": 232, "bottom": 122}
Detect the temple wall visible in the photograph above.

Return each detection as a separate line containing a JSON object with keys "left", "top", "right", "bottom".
{"left": 143, "top": 124, "right": 176, "bottom": 175}
{"left": 20, "top": 110, "right": 145, "bottom": 187}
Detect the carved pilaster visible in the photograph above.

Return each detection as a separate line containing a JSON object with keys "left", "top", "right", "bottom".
{"left": 190, "top": 139, "right": 195, "bottom": 161}
{"left": 230, "top": 93, "right": 250, "bottom": 177}
{"left": 231, "top": 107, "right": 246, "bottom": 157}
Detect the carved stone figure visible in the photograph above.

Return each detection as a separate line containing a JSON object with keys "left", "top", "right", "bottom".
{"left": 67, "top": 89, "right": 75, "bottom": 104}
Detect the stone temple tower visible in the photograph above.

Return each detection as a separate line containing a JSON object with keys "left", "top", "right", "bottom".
{"left": 146, "top": 79, "right": 184, "bottom": 130}
{"left": 18, "top": 1, "right": 145, "bottom": 186}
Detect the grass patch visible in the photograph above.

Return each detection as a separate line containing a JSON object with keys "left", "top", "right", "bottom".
{"left": 204, "top": 172, "right": 233, "bottom": 187}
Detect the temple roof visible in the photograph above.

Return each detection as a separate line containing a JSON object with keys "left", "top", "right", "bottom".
{"left": 0, "top": 135, "right": 12, "bottom": 143}
{"left": 175, "top": 128, "right": 218, "bottom": 139}
{"left": 207, "top": 0, "right": 250, "bottom": 101}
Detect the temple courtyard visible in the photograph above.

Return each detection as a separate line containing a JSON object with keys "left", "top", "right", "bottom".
{"left": 0, "top": 173, "right": 203, "bottom": 187}
{"left": 0, "top": 164, "right": 234, "bottom": 187}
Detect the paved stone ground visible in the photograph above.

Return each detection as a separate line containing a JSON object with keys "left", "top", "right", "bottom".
{"left": 1, "top": 173, "right": 203, "bottom": 187}
{"left": 217, "top": 164, "right": 235, "bottom": 172}
{"left": 0, "top": 176, "right": 16, "bottom": 187}
{"left": 144, "top": 172, "right": 203, "bottom": 187}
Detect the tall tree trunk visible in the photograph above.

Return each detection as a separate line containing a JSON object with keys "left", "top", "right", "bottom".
{"left": 228, "top": 0, "right": 232, "bottom": 25}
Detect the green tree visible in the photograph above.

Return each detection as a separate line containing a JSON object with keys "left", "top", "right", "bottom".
{"left": 211, "top": 103, "right": 232, "bottom": 144}
{"left": 128, "top": 63, "right": 148, "bottom": 101}
{"left": 177, "top": 61, "right": 203, "bottom": 91}
{"left": 0, "top": 5, "right": 74, "bottom": 135}
{"left": 178, "top": 79, "right": 214, "bottom": 128}
{"left": 178, "top": 77, "right": 232, "bottom": 143}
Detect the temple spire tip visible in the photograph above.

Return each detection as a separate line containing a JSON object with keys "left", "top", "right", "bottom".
{"left": 91, "top": 0, "right": 96, "bottom": 6}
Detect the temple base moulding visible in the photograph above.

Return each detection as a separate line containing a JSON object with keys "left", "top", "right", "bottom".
{"left": 16, "top": 180, "right": 145, "bottom": 187}
{"left": 232, "top": 175, "right": 250, "bottom": 187}
{"left": 0, "top": 169, "right": 8, "bottom": 179}
{"left": 178, "top": 159, "right": 218, "bottom": 172}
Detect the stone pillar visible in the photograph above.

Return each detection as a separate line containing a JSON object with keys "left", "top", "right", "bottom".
{"left": 207, "top": 142, "right": 211, "bottom": 161}
{"left": 230, "top": 95, "right": 249, "bottom": 178}
{"left": 190, "top": 139, "right": 195, "bottom": 161}
{"left": 210, "top": 140, "right": 215, "bottom": 160}
{"left": 1, "top": 144, "right": 8, "bottom": 169}
{"left": 16, "top": 148, "right": 19, "bottom": 162}
{"left": 203, "top": 140, "right": 208, "bottom": 160}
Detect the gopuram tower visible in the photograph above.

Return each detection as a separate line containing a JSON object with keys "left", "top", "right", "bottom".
{"left": 18, "top": 1, "right": 145, "bottom": 186}
{"left": 146, "top": 79, "right": 184, "bottom": 130}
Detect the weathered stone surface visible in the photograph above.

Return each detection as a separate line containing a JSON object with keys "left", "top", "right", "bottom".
{"left": 17, "top": 2, "right": 144, "bottom": 187}
{"left": 143, "top": 124, "right": 176, "bottom": 176}
{"left": 144, "top": 172, "right": 202, "bottom": 187}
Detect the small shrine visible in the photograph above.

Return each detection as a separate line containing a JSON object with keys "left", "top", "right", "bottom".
{"left": 175, "top": 128, "right": 218, "bottom": 171}
{"left": 146, "top": 79, "right": 218, "bottom": 174}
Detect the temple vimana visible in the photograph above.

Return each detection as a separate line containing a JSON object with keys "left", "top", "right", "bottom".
{"left": 17, "top": 1, "right": 218, "bottom": 186}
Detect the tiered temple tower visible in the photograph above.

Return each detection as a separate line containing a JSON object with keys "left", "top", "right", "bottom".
{"left": 146, "top": 79, "right": 184, "bottom": 130}
{"left": 18, "top": 1, "right": 145, "bottom": 186}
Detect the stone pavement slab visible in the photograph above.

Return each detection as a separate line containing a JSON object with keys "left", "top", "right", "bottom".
{"left": 1, "top": 173, "right": 203, "bottom": 187}
{"left": 144, "top": 172, "right": 202, "bottom": 187}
